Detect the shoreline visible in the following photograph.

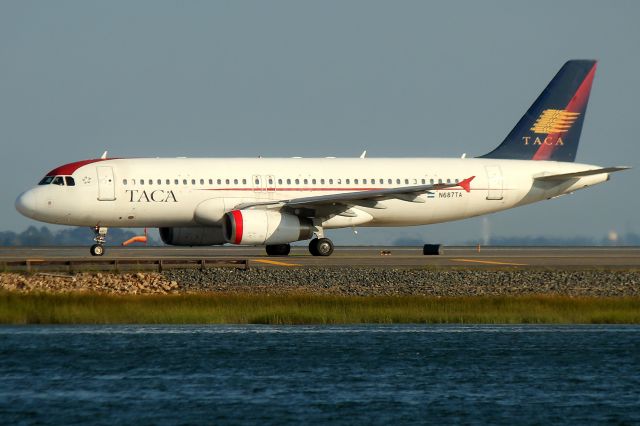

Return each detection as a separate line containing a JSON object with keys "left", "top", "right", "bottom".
{"left": 1, "top": 268, "right": 639, "bottom": 324}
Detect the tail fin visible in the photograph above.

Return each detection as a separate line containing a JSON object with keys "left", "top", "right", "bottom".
{"left": 480, "top": 60, "right": 597, "bottom": 162}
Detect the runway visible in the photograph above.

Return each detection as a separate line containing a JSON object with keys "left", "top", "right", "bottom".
{"left": 1, "top": 246, "right": 639, "bottom": 269}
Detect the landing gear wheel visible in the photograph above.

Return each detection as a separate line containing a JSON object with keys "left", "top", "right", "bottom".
{"left": 310, "top": 238, "right": 334, "bottom": 257}
{"left": 90, "top": 244, "right": 105, "bottom": 256}
{"left": 265, "top": 244, "right": 291, "bottom": 256}
{"left": 309, "top": 238, "right": 319, "bottom": 256}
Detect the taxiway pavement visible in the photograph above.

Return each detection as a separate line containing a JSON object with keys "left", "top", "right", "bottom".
{"left": 1, "top": 246, "right": 638, "bottom": 269}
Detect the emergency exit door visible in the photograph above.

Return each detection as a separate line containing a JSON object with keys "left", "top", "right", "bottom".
{"left": 485, "top": 165, "right": 503, "bottom": 200}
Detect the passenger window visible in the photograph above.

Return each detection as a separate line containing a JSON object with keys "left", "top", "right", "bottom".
{"left": 148, "top": 179, "right": 153, "bottom": 185}
{"left": 295, "top": 179, "right": 300, "bottom": 184}
{"left": 337, "top": 179, "right": 342, "bottom": 184}
{"left": 287, "top": 179, "right": 291, "bottom": 184}
{"left": 278, "top": 179, "right": 283, "bottom": 185}
{"left": 320, "top": 179, "right": 325, "bottom": 185}
{"left": 122, "top": 179, "right": 128, "bottom": 185}
{"left": 363, "top": 179, "right": 367, "bottom": 184}
{"left": 226, "top": 179, "right": 230, "bottom": 185}
{"left": 438, "top": 179, "right": 443, "bottom": 184}
{"left": 268, "top": 178, "right": 273, "bottom": 184}
{"left": 388, "top": 179, "right": 392, "bottom": 184}
{"left": 234, "top": 179, "right": 239, "bottom": 184}
{"left": 303, "top": 179, "right": 307, "bottom": 185}
{"left": 421, "top": 179, "right": 426, "bottom": 184}
{"left": 329, "top": 179, "right": 333, "bottom": 184}
{"left": 354, "top": 179, "right": 359, "bottom": 184}
{"left": 140, "top": 180, "right": 144, "bottom": 186}
{"left": 52, "top": 176, "right": 64, "bottom": 186}
{"left": 447, "top": 179, "right": 451, "bottom": 184}
{"left": 430, "top": 179, "right": 434, "bottom": 184}
{"left": 200, "top": 179, "right": 205, "bottom": 185}
{"left": 166, "top": 179, "right": 170, "bottom": 185}
{"left": 379, "top": 179, "right": 384, "bottom": 184}
{"left": 174, "top": 179, "right": 179, "bottom": 185}
{"left": 405, "top": 179, "right": 409, "bottom": 184}
{"left": 183, "top": 179, "right": 187, "bottom": 185}
{"left": 208, "top": 179, "right": 213, "bottom": 184}
{"left": 255, "top": 178, "right": 259, "bottom": 185}
{"left": 217, "top": 179, "right": 221, "bottom": 184}
{"left": 455, "top": 178, "right": 459, "bottom": 183}
{"left": 65, "top": 176, "right": 75, "bottom": 186}
{"left": 312, "top": 179, "right": 316, "bottom": 184}
{"left": 157, "top": 179, "right": 162, "bottom": 185}
{"left": 190, "top": 179, "right": 195, "bottom": 185}
{"left": 413, "top": 179, "right": 417, "bottom": 184}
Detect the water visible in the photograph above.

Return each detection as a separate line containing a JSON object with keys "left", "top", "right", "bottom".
{"left": 1, "top": 325, "right": 639, "bottom": 425}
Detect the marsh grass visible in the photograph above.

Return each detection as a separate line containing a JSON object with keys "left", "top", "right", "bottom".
{"left": 1, "top": 291, "right": 639, "bottom": 324}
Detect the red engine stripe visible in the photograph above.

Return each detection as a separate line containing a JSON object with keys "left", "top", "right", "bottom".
{"left": 231, "top": 210, "right": 243, "bottom": 244}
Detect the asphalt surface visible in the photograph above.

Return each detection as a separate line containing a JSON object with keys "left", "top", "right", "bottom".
{"left": 1, "top": 246, "right": 639, "bottom": 269}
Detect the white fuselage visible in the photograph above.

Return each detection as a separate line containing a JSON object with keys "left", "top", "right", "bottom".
{"left": 16, "top": 157, "right": 608, "bottom": 231}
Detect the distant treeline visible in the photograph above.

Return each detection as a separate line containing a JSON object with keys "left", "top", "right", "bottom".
{"left": 0, "top": 226, "right": 159, "bottom": 246}
{"left": 395, "top": 234, "right": 640, "bottom": 246}
{"left": 2, "top": 226, "right": 640, "bottom": 247}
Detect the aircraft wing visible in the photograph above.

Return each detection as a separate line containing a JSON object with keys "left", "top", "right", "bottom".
{"left": 534, "top": 166, "right": 630, "bottom": 181}
{"left": 233, "top": 176, "right": 476, "bottom": 210}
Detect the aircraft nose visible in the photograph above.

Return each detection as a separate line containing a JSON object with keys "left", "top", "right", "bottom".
{"left": 15, "top": 190, "right": 38, "bottom": 218}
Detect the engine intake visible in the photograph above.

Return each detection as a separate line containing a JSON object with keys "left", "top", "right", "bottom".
{"left": 223, "top": 210, "right": 313, "bottom": 245}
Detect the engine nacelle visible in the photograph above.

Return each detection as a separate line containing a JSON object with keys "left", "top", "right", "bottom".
{"left": 159, "top": 227, "right": 225, "bottom": 246}
{"left": 223, "top": 210, "right": 313, "bottom": 245}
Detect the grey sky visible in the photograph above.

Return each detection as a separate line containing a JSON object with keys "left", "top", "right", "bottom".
{"left": 1, "top": 1, "right": 638, "bottom": 245}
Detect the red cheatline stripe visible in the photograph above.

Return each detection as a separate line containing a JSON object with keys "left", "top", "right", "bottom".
{"left": 198, "top": 186, "right": 486, "bottom": 192}
{"left": 533, "top": 63, "right": 597, "bottom": 161}
{"left": 231, "top": 210, "right": 243, "bottom": 245}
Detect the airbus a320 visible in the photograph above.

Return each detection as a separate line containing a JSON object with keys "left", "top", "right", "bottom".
{"left": 15, "top": 60, "right": 628, "bottom": 256}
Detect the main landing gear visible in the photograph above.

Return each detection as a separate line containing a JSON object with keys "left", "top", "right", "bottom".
{"left": 264, "top": 238, "right": 335, "bottom": 257}
{"left": 309, "top": 238, "right": 334, "bottom": 257}
{"left": 90, "top": 226, "right": 108, "bottom": 256}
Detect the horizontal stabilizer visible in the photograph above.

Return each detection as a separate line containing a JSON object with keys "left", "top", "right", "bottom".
{"left": 534, "top": 166, "right": 630, "bottom": 181}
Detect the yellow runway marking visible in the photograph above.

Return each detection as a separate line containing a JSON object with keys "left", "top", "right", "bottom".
{"left": 253, "top": 259, "right": 301, "bottom": 267}
{"left": 451, "top": 258, "right": 527, "bottom": 266}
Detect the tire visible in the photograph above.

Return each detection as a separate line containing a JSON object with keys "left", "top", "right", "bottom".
{"left": 315, "top": 238, "right": 334, "bottom": 257}
{"left": 308, "top": 238, "right": 319, "bottom": 256}
{"left": 265, "top": 244, "right": 291, "bottom": 256}
{"left": 423, "top": 244, "right": 443, "bottom": 255}
{"left": 90, "top": 244, "right": 105, "bottom": 256}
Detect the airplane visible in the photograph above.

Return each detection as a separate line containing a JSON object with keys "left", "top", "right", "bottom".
{"left": 15, "top": 60, "right": 629, "bottom": 257}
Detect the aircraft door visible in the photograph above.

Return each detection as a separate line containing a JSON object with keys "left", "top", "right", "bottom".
{"left": 485, "top": 165, "right": 503, "bottom": 200}
{"left": 264, "top": 175, "right": 276, "bottom": 192}
{"left": 97, "top": 166, "right": 116, "bottom": 201}
{"left": 252, "top": 175, "right": 263, "bottom": 192}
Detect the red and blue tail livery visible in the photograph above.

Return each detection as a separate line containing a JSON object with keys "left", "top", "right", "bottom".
{"left": 481, "top": 60, "right": 597, "bottom": 162}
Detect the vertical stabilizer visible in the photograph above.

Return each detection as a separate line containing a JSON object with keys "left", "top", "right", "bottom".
{"left": 480, "top": 60, "right": 597, "bottom": 162}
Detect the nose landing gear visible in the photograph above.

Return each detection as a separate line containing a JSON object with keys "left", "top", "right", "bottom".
{"left": 90, "top": 226, "right": 108, "bottom": 256}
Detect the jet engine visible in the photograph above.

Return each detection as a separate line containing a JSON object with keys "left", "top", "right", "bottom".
{"left": 223, "top": 210, "right": 313, "bottom": 245}
{"left": 159, "top": 227, "right": 225, "bottom": 246}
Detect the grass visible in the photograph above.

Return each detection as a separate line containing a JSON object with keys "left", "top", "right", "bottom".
{"left": 1, "top": 292, "right": 639, "bottom": 324}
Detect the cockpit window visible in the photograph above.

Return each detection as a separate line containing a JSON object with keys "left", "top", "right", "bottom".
{"left": 38, "top": 176, "right": 54, "bottom": 185}
{"left": 52, "top": 176, "right": 65, "bottom": 186}
{"left": 65, "top": 176, "right": 75, "bottom": 186}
